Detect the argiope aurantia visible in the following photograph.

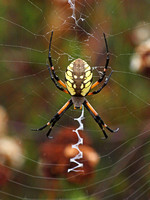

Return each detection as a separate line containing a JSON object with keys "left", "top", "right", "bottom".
{"left": 32, "top": 31, "right": 119, "bottom": 139}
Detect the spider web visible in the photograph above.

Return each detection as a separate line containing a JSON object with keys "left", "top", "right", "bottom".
{"left": 0, "top": 0, "right": 150, "bottom": 199}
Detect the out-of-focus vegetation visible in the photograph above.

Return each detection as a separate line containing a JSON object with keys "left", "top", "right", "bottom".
{"left": 0, "top": 0, "right": 150, "bottom": 199}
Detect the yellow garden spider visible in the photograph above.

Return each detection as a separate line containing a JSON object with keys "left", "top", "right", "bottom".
{"left": 32, "top": 31, "right": 119, "bottom": 139}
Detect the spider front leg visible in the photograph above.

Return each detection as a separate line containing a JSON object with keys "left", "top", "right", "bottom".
{"left": 83, "top": 99, "right": 119, "bottom": 139}
{"left": 88, "top": 70, "right": 113, "bottom": 96}
{"left": 90, "top": 33, "right": 110, "bottom": 90}
{"left": 32, "top": 99, "right": 73, "bottom": 138}
{"left": 47, "top": 31, "right": 68, "bottom": 94}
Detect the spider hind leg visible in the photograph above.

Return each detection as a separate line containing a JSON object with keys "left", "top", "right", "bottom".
{"left": 32, "top": 99, "right": 73, "bottom": 138}
{"left": 83, "top": 99, "right": 119, "bottom": 139}
{"left": 31, "top": 124, "right": 48, "bottom": 131}
{"left": 104, "top": 123, "right": 119, "bottom": 133}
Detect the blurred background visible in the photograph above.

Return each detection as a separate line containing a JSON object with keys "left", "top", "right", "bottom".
{"left": 0, "top": 0, "right": 150, "bottom": 199}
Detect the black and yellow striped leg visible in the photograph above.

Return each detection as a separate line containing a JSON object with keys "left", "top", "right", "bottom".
{"left": 32, "top": 99, "right": 73, "bottom": 138}
{"left": 90, "top": 33, "right": 110, "bottom": 90}
{"left": 47, "top": 31, "right": 68, "bottom": 93}
{"left": 83, "top": 99, "right": 119, "bottom": 139}
{"left": 88, "top": 70, "right": 113, "bottom": 96}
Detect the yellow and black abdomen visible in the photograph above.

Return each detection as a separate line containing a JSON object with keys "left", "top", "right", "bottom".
{"left": 65, "top": 58, "right": 93, "bottom": 97}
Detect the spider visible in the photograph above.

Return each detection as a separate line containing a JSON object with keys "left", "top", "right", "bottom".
{"left": 32, "top": 31, "right": 119, "bottom": 139}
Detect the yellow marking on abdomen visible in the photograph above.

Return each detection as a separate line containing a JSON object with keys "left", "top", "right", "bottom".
{"left": 67, "top": 70, "right": 72, "bottom": 77}
{"left": 85, "top": 66, "right": 91, "bottom": 72}
{"left": 73, "top": 84, "right": 76, "bottom": 88}
{"left": 85, "top": 81, "right": 91, "bottom": 88}
{"left": 81, "top": 83, "right": 92, "bottom": 96}
{"left": 84, "top": 73, "right": 92, "bottom": 83}
{"left": 65, "top": 73, "right": 74, "bottom": 83}
{"left": 67, "top": 81, "right": 72, "bottom": 88}
{"left": 66, "top": 84, "right": 76, "bottom": 95}
{"left": 68, "top": 88, "right": 76, "bottom": 95}
{"left": 67, "top": 64, "right": 73, "bottom": 71}
{"left": 80, "top": 84, "right": 84, "bottom": 89}
{"left": 85, "top": 71, "right": 91, "bottom": 77}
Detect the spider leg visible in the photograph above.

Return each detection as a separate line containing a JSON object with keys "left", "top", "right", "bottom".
{"left": 47, "top": 64, "right": 68, "bottom": 94}
{"left": 83, "top": 99, "right": 119, "bottom": 139}
{"left": 47, "top": 31, "right": 68, "bottom": 93}
{"left": 32, "top": 99, "right": 73, "bottom": 138}
{"left": 88, "top": 70, "right": 113, "bottom": 96}
{"left": 90, "top": 33, "right": 110, "bottom": 90}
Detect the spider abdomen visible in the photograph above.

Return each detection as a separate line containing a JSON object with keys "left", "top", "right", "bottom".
{"left": 65, "top": 58, "right": 93, "bottom": 96}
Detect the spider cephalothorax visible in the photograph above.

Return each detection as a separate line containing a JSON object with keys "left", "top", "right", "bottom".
{"left": 32, "top": 31, "right": 119, "bottom": 139}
